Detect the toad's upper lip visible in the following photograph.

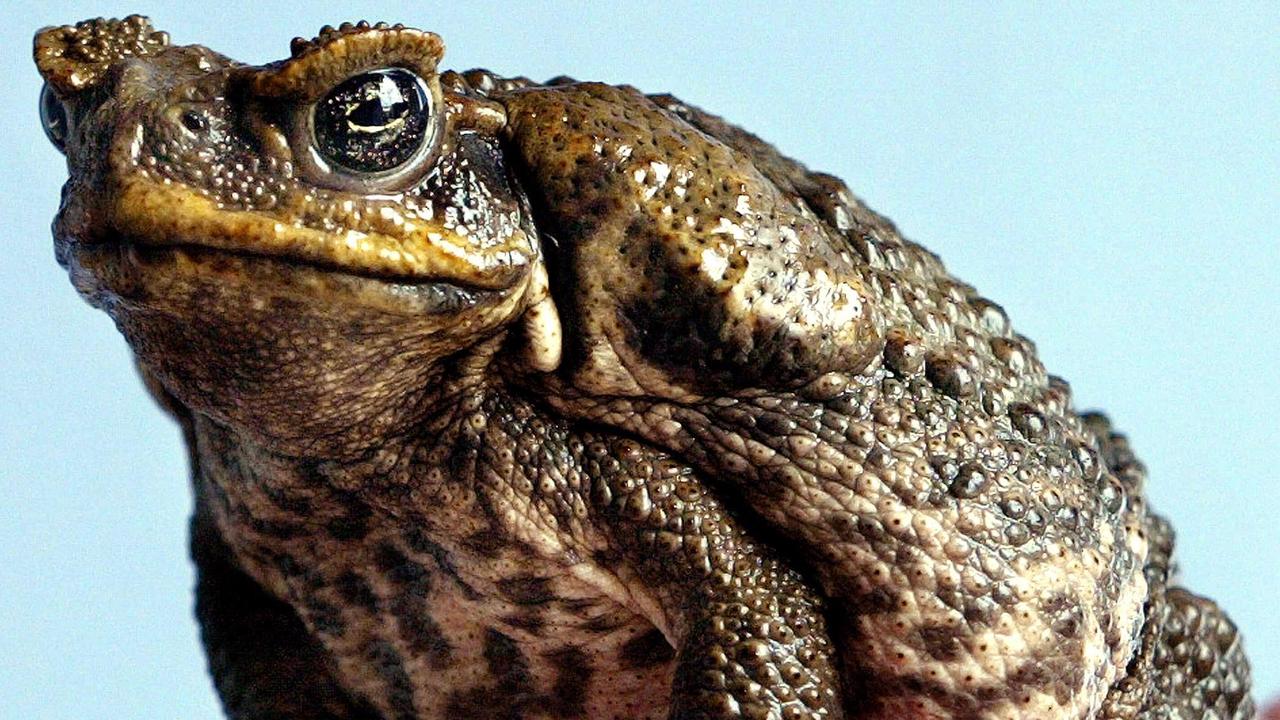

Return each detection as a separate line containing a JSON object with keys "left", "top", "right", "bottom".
{"left": 95, "top": 175, "right": 532, "bottom": 291}
{"left": 89, "top": 235, "right": 491, "bottom": 290}
{"left": 67, "top": 239, "right": 499, "bottom": 317}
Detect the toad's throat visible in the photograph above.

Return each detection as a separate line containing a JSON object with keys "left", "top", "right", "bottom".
{"left": 95, "top": 175, "right": 531, "bottom": 290}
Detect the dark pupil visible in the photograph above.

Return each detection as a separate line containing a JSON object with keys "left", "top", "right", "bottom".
{"left": 313, "top": 68, "right": 429, "bottom": 174}
{"left": 40, "top": 84, "right": 68, "bottom": 150}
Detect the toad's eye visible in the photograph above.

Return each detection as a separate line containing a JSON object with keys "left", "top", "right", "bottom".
{"left": 40, "top": 83, "right": 69, "bottom": 151}
{"left": 311, "top": 68, "right": 433, "bottom": 175}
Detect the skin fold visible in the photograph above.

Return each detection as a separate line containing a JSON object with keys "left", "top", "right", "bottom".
{"left": 34, "top": 16, "right": 1253, "bottom": 720}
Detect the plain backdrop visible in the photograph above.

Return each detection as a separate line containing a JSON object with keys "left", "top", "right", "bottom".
{"left": 2, "top": 2, "right": 1276, "bottom": 717}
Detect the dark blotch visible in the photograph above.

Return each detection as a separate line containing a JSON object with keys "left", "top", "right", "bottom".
{"left": 497, "top": 575, "right": 557, "bottom": 606}
{"left": 368, "top": 640, "right": 418, "bottom": 720}
{"left": 374, "top": 543, "right": 433, "bottom": 598}
{"left": 388, "top": 593, "right": 453, "bottom": 668}
{"left": 484, "top": 629, "right": 537, "bottom": 701}
{"left": 619, "top": 628, "right": 675, "bottom": 669}
{"left": 326, "top": 495, "right": 372, "bottom": 541}
{"left": 403, "top": 528, "right": 480, "bottom": 600}
{"left": 503, "top": 610, "right": 547, "bottom": 634}
{"left": 336, "top": 571, "right": 379, "bottom": 612}
{"left": 305, "top": 596, "right": 346, "bottom": 637}
{"left": 249, "top": 516, "right": 306, "bottom": 540}
{"left": 592, "top": 547, "right": 624, "bottom": 570}
{"left": 545, "top": 646, "right": 594, "bottom": 717}
{"left": 462, "top": 528, "right": 508, "bottom": 559}
{"left": 446, "top": 687, "right": 503, "bottom": 720}
{"left": 264, "top": 485, "right": 312, "bottom": 514}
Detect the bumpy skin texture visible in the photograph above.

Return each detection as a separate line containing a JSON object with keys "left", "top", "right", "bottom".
{"left": 34, "top": 16, "right": 1252, "bottom": 720}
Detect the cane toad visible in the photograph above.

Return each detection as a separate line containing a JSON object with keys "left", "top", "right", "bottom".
{"left": 33, "top": 15, "right": 1253, "bottom": 720}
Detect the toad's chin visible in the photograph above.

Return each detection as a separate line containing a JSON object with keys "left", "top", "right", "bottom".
{"left": 59, "top": 238, "right": 520, "bottom": 454}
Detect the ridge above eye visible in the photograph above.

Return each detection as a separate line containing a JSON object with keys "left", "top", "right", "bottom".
{"left": 311, "top": 67, "right": 433, "bottom": 175}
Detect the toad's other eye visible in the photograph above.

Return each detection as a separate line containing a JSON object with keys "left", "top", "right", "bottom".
{"left": 312, "top": 68, "right": 433, "bottom": 175}
{"left": 40, "top": 84, "right": 69, "bottom": 151}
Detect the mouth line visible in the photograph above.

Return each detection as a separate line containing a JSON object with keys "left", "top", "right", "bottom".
{"left": 64, "top": 234, "right": 507, "bottom": 316}
{"left": 75, "top": 231, "right": 500, "bottom": 292}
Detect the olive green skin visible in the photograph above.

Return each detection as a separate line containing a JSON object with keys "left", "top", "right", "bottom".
{"left": 34, "top": 16, "right": 1253, "bottom": 720}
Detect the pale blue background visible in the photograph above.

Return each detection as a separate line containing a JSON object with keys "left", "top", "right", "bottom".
{"left": 2, "top": 3, "right": 1276, "bottom": 717}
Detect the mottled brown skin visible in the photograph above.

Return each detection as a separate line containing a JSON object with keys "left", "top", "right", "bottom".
{"left": 34, "top": 16, "right": 1253, "bottom": 720}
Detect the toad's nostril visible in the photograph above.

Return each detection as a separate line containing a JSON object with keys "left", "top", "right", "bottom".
{"left": 180, "top": 110, "right": 208, "bottom": 134}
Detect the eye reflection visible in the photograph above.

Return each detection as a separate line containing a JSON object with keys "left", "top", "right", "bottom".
{"left": 312, "top": 68, "right": 432, "bottom": 174}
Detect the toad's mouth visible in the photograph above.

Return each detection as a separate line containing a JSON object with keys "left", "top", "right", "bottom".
{"left": 65, "top": 236, "right": 503, "bottom": 317}
{"left": 67, "top": 174, "right": 534, "bottom": 293}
